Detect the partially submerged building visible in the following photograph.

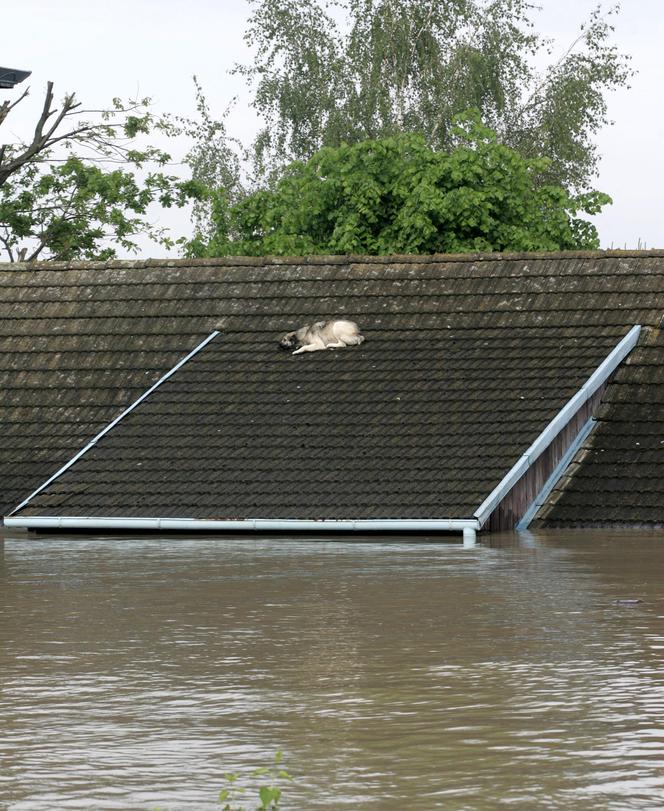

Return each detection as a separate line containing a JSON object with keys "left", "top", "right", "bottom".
{"left": 2, "top": 251, "right": 663, "bottom": 540}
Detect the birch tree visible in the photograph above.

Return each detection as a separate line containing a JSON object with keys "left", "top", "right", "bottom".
{"left": 236, "top": 0, "right": 631, "bottom": 192}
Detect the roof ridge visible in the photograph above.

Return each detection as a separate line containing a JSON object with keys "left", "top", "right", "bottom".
{"left": 1, "top": 249, "right": 664, "bottom": 271}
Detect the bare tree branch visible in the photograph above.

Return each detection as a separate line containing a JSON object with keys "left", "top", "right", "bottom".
{"left": 26, "top": 241, "right": 46, "bottom": 262}
{"left": 0, "top": 79, "right": 197, "bottom": 262}
{"left": 0, "top": 231, "right": 16, "bottom": 262}
{"left": 0, "top": 81, "right": 150, "bottom": 188}
{"left": 0, "top": 86, "right": 30, "bottom": 128}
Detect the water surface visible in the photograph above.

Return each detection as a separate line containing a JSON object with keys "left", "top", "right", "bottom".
{"left": 1, "top": 529, "right": 663, "bottom": 809}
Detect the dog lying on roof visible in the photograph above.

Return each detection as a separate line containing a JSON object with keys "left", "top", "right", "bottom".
{"left": 279, "top": 319, "right": 365, "bottom": 355}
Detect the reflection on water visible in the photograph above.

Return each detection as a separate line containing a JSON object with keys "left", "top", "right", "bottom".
{"left": 1, "top": 529, "right": 663, "bottom": 810}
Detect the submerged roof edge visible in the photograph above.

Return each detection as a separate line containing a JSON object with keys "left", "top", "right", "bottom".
{"left": 473, "top": 324, "right": 642, "bottom": 528}
{"left": 6, "top": 330, "right": 220, "bottom": 519}
{"left": 3, "top": 516, "right": 480, "bottom": 534}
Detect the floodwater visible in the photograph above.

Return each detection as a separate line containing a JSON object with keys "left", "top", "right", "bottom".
{"left": 1, "top": 530, "right": 663, "bottom": 810}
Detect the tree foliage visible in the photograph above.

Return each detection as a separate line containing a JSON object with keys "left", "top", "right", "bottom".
{"left": 0, "top": 82, "right": 202, "bottom": 262}
{"left": 236, "top": 0, "right": 631, "bottom": 192}
{"left": 161, "top": 77, "right": 245, "bottom": 250}
{"left": 192, "top": 114, "right": 610, "bottom": 257}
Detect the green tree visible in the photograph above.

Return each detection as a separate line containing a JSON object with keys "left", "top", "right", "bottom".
{"left": 235, "top": 0, "right": 631, "bottom": 192}
{"left": 193, "top": 113, "right": 610, "bottom": 257}
{"left": 0, "top": 82, "right": 202, "bottom": 262}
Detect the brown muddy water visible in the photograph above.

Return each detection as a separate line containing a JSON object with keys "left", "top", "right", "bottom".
{"left": 1, "top": 529, "right": 663, "bottom": 810}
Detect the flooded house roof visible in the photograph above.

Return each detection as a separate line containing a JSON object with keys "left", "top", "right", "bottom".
{"left": 2, "top": 251, "right": 664, "bottom": 531}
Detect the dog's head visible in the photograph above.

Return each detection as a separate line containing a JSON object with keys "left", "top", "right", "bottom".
{"left": 279, "top": 331, "right": 297, "bottom": 351}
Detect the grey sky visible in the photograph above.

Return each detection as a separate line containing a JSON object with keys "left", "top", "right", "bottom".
{"left": 3, "top": 0, "right": 663, "bottom": 254}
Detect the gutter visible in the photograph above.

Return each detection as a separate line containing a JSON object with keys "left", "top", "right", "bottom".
{"left": 473, "top": 325, "right": 641, "bottom": 528}
{"left": 3, "top": 516, "right": 480, "bottom": 545}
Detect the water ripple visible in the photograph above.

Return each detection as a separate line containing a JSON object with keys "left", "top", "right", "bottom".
{"left": 1, "top": 529, "right": 664, "bottom": 809}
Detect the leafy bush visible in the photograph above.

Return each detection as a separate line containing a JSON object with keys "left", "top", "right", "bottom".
{"left": 193, "top": 113, "right": 610, "bottom": 258}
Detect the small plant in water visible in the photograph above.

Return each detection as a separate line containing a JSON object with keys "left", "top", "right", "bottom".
{"left": 219, "top": 751, "right": 294, "bottom": 810}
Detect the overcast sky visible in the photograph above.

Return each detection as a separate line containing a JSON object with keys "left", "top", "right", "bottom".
{"left": 2, "top": 0, "right": 663, "bottom": 254}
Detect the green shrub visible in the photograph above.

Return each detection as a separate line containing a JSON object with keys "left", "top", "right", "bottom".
{"left": 192, "top": 112, "right": 610, "bottom": 258}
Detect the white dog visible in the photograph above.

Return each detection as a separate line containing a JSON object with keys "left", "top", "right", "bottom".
{"left": 279, "top": 319, "right": 365, "bottom": 355}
